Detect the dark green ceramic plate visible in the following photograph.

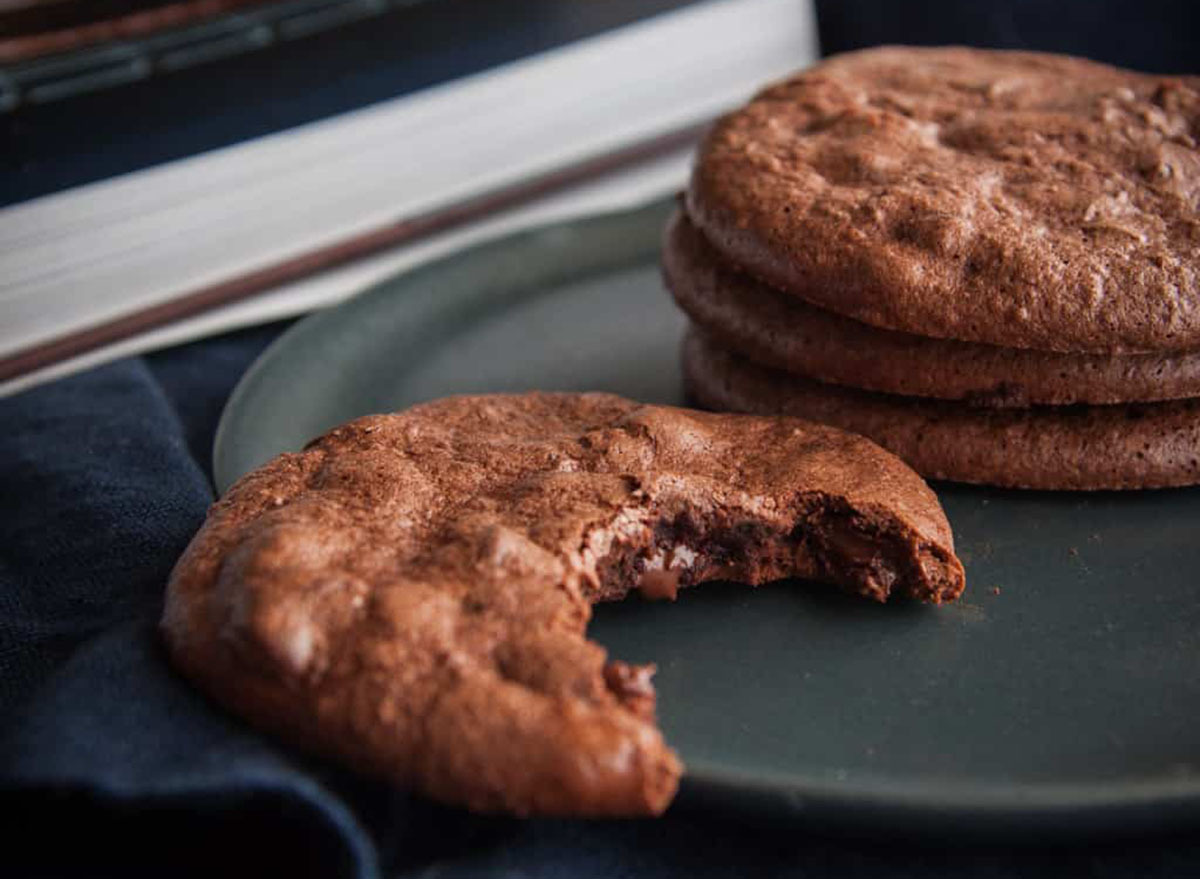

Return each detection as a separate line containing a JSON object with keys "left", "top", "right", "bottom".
{"left": 215, "top": 199, "right": 1200, "bottom": 835}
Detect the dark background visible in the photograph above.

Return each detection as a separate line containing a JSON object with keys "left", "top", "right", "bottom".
{"left": 1, "top": 0, "right": 697, "bottom": 206}
{"left": 3, "top": 0, "right": 1196, "bottom": 206}
{"left": 817, "top": 0, "right": 1197, "bottom": 75}
{"left": 2, "top": 1, "right": 1198, "bottom": 877}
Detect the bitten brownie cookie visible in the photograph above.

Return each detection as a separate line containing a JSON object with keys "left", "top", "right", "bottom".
{"left": 687, "top": 46, "right": 1200, "bottom": 354}
{"left": 163, "top": 393, "right": 964, "bottom": 816}
{"left": 684, "top": 330, "right": 1200, "bottom": 490}
{"left": 665, "top": 210, "right": 1200, "bottom": 407}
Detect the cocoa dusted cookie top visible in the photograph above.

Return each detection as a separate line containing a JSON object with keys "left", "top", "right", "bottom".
{"left": 688, "top": 46, "right": 1200, "bottom": 355}
{"left": 163, "top": 393, "right": 964, "bottom": 817}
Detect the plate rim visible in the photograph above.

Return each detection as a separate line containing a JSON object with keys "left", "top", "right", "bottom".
{"left": 214, "top": 197, "right": 675, "bottom": 493}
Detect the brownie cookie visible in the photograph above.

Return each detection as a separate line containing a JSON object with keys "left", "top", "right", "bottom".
{"left": 665, "top": 209, "right": 1200, "bottom": 407}
{"left": 684, "top": 330, "right": 1200, "bottom": 490}
{"left": 687, "top": 47, "right": 1200, "bottom": 354}
{"left": 163, "top": 393, "right": 965, "bottom": 817}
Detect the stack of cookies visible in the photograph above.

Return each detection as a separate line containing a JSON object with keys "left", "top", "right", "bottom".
{"left": 666, "top": 46, "right": 1200, "bottom": 490}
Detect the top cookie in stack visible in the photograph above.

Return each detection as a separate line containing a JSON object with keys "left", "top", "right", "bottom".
{"left": 667, "top": 46, "right": 1200, "bottom": 490}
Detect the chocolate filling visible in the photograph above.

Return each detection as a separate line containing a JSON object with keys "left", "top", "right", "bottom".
{"left": 588, "top": 504, "right": 950, "bottom": 708}
{"left": 590, "top": 506, "right": 927, "bottom": 607}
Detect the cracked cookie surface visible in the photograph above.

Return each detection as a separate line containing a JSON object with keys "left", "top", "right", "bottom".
{"left": 687, "top": 46, "right": 1200, "bottom": 354}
